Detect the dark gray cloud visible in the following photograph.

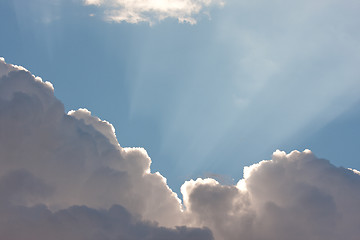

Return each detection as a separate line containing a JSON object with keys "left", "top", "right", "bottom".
{"left": 0, "top": 203, "right": 213, "bottom": 240}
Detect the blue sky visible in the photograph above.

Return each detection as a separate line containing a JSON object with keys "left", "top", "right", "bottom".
{"left": 1, "top": 0, "right": 360, "bottom": 193}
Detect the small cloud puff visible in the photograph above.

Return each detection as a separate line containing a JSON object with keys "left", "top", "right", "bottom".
{"left": 83, "top": 0, "right": 224, "bottom": 24}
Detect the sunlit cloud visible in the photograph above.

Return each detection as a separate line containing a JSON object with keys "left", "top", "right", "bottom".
{"left": 182, "top": 149, "right": 360, "bottom": 240}
{"left": 0, "top": 57, "right": 185, "bottom": 228}
{"left": 1, "top": 57, "right": 360, "bottom": 239}
{"left": 83, "top": 0, "right": 224, "bottom": 24}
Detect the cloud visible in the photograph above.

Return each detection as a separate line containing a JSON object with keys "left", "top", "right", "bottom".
{"left": 0, "top": 57, "right": 214, "bottom": 239}
{"left": 182, "top": 150, "right": 360, "bottom": 240}
{"left": 1, "top": 57, "right": 360, "bottom": 239}
{"left": 83, "top": 0, "right": 224, "bottom": 24}
{"left": 0, "top": 204, "right": 214, "bottom": 240}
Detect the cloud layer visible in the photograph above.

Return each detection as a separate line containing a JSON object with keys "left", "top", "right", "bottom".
{"left": 83, "top": 0, "right": 224, "bottom": 24}
{"left": 1, "top": 57, "right": 360, "bottom": 239}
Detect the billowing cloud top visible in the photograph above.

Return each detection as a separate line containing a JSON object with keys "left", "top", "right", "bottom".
{"left": 182, "top": 150, "right": 360, "bottom": 240}
{"left": 0, "top": 57, "right": 213, "bottom": 239}
{"left": 83, "top": 0, "right": 224, "bottom": 24}
{"left": 1, "top": 57, "right": 360, "bottom": 239}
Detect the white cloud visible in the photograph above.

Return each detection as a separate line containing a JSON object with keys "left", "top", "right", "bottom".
{"left": 182, "top": 150, "right": 360, "bottom": 240}
{"left": 0, "top": 58, "right": 188, "bottom": 230}
{"left": 1, "top": 57, "right": 360, "bottom": 239}
{"left": 83, "top": 0, "right": 224, "bottom": 24}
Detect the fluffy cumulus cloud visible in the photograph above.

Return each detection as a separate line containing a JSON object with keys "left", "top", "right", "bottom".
{"left": 83, "top": 0, "right": 224, "bottom": 24}
{"left": 182, "top": 150, "right": 360, "bottom": 240}
{"left": 0, "top": 57, "right": 212, "bottom": 239}
{"left": 1, "top": 57, "right": 360, "bottom": 239}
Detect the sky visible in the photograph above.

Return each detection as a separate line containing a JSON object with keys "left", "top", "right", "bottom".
{"left": 1, "top": 0, "right": 360, "bottom": 190}
{"left": 1, "top": 0, "right": 360, "bottom": 239}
